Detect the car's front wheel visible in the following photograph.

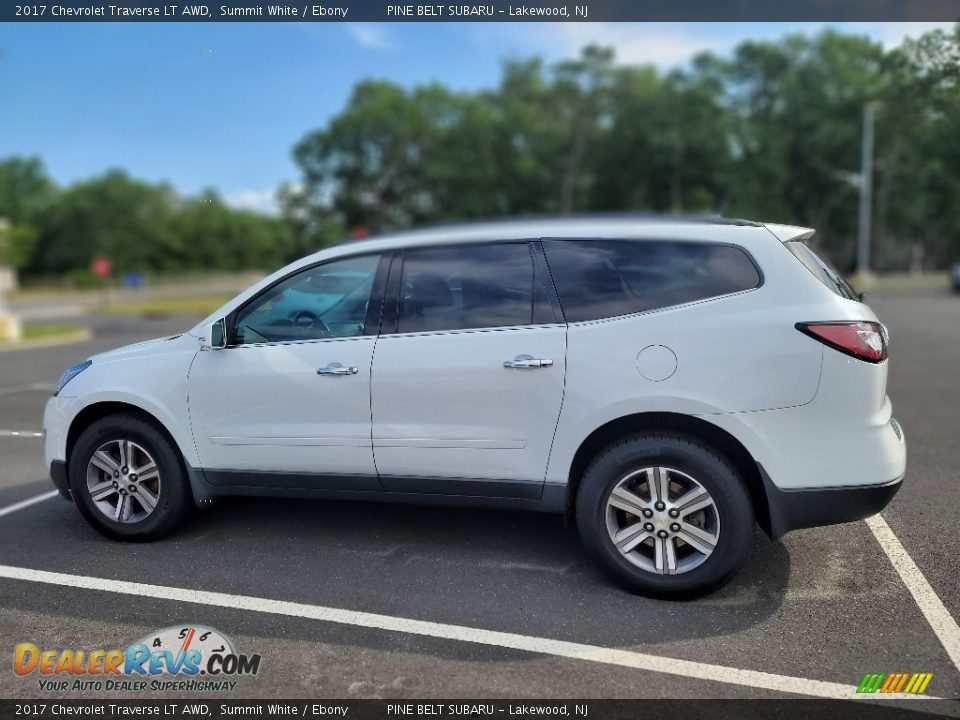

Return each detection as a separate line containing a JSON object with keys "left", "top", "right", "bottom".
{"left": 69, "top": 413, "right": 192, "bottom": 541}
{"left": 576, "top": 432, "right": 754, "bottom": 598}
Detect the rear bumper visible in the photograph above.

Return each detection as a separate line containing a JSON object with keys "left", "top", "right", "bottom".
{"left": 760, "top": 465, "right": 902, "bottom": 539}
{"left": 49, "top": 460, "right": 72, "bottom": 500}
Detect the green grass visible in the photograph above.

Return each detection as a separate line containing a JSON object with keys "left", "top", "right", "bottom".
{"left": 869, "top": 273, "right": 949, "bottom": 292}
{"left": 22, "top": 324, "right": 85, "bottom": 341}
{"left": 98, "top": 295, "right": 233, "bottom": 318}
{"left": 0, "top": 323, "right": 89, "bottom": 348}
{"left": 847, "top": 271, "right": 949, "bottom": 294}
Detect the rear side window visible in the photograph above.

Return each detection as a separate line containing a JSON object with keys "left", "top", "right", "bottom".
{"left": 397, "top": 242, "right": 552, "bottom": 333}
{"left": 785, "top": 241, "right": 859, "bottom": 301}
{"left": 542, "top": 239, "right": 762, "bottom": 323}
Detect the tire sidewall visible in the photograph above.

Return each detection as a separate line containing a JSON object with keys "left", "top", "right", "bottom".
{"left": 69, "top": 416, "right": 188, "bottom": 541}
{"left": 577, "top": 433, "right": 753, "bottom": 598}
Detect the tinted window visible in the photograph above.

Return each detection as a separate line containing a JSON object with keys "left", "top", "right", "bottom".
{"left": 397, "top": 243, "right": 546, "bottom": 333}
{"left": 235, "top": 254, "right": 381, "bottom": 344}
{"left": 785, "top": 241, "right": 859, "bottom": 301}
{"left": 543, "top": 239, "right": 761, "bottom": 323}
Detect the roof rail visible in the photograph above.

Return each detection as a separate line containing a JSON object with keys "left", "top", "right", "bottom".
{"left": 344, "top": 213, "right": 763, "bottom": 241}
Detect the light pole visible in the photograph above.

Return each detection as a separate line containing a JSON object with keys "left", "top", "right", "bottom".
{"left": 856, "top": 102, "right": 876, "bottom": 274}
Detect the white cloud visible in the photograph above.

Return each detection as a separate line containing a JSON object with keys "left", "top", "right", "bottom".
{"left": 849, "top": 22, "right": 955, "bottom": 49}
{"left": 475, "top": 23, "right": 805, "bottom": 68}
{"left": 346, "top": 24, "right": 395, "bottom": 51}
{"left": 542, "top": 23, "right": 738, "bottom": 66}
{"left": 225, "top": 188, "right": 279, "bottom": 215}
{"left": 476, "top": 22, "right": 957, "bottom": 70}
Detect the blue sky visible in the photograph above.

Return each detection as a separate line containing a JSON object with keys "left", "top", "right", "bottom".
{"left": 0, "top": 21, "right": 949, "bottom": 213}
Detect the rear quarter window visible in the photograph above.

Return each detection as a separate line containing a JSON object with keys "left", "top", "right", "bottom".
{"left": 784, "top": 241, "right": 859, "bottom": 301}
{"left": 542, "top": 239, "right": 762, "bottom": 323}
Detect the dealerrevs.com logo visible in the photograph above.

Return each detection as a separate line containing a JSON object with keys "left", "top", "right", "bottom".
{"left": 14, "top": 625, "right": 261, "bottom": 693}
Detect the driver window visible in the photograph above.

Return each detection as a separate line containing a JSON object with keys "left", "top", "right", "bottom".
{"left": 234, "top": 254, "right": 382, "bottom": 345}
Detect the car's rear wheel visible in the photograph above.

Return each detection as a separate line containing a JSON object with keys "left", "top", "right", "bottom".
{"left": 575, "top": 431, "right": 754, "bottom": 598}
{"left": 68, "top": 413, "right": 191, "bottom": 541}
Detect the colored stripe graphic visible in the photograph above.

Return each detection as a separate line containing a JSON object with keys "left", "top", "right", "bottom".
{"left": 911, "top": 673, "right": 934, "bottom": 694}
{"left": 857, "top": 673, "right": 885, "bottom": 693}
{"left": 856, "top": 672, "right": 933, "bottom": 694}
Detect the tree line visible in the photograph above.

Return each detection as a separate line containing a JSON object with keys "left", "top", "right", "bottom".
{"left": 0, "top": 159, "right": 298, "bottom": 283}
{"left": 2, "top": 26, "right": 958, "bottom": 280}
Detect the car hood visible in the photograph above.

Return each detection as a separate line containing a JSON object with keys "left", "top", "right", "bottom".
{"left": 87, "top": 333, "right": 197, "bottom": 364}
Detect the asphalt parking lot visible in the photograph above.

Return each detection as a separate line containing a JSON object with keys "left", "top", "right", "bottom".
{"left": 0, "top": 294, "right": 958, "bottom": 702}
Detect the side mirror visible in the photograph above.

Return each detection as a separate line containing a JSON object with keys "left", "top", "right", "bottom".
{"left": 200, "top": 318, "right": 227, "bottom": 351}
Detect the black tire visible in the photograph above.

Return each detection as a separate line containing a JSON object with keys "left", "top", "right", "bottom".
{"left": 575, "top": 432, "right": 754, "bottom": 599}
{"left": 68, "top": 413, "right": 192, "bottom": 541}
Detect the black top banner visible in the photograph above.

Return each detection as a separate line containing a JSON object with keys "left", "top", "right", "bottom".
{"left": 5, "top": 0, "right": 960, "bottom": 22}
{"left": 0, "top": 700, "right": 952, "bottom": 720}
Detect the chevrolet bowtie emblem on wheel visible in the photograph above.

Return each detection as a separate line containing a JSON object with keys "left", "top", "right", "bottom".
{"left": 856, "top": 672, "right": 933, "bottom": 694}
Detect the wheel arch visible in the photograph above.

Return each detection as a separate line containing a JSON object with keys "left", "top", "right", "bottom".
{"left": 65, "top": 401, "right": 197, "bottom": 500}
{"left": 565, "top": 412, "right": 773, "bottom": 536}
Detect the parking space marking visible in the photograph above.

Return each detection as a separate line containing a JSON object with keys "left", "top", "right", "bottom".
{"left": 0, "top": 490, "right": 58, "bottom": 518}
{"left": 867, "top": 514, "right": 960, "bottom": 672}
{"left": 0, "top": 382, "right": 55, "bottom": 396}
{"left": 0, "top": 430, "right": 43, "bottom": 438}
{"left": 0, "top": 564, "right": 941, "bottom": 702}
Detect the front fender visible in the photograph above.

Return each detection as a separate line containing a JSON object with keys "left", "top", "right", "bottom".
{"left": 45, "top": 348, "right": 199, "bottom": 467}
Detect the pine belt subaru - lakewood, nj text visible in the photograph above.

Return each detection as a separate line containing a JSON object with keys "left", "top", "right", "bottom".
{"left": 44, "top": 217, "right": 906, "bottom": 598}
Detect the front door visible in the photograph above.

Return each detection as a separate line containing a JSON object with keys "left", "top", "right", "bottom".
{"left": 188, "top": 253, "right": 386, "bottom": 488}
{"left": 370, "top": 241, "right": 566, "bottom": 498}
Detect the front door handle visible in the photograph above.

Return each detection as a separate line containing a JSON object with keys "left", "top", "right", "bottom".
{"left": 317, "top": 363, "right": 358, "bottom": 376}
{"left": 503, "top": 355, "right": 553, "bottom": 369}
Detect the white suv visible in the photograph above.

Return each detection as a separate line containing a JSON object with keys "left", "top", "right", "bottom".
{"left": 44, "top": 217, "right": 906, "bottom": 597}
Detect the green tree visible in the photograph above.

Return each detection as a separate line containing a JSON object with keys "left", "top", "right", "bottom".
{"left": 0, "top": 156, "right": 55, "bottom": 270}
{"left": 171, "top": 191, "right": 295, "bottom": 271}
{"left": 290, "top": 80, "right": 437, "bottom": 233}
{"left": 716, "top": 32, "right": 888, "bottom": 266}
{"left": 588, "top": 60, "right": 731, "bottom": 214}
{"left": 0, "top": 156, "right": 55, "bottom": 226}
{"left": 35, "top": 169, "right": 177, "bottom": 273}
{"left": 875, "top": 26, "right": 960, "bottom": 269}
{"left": 0, "top": 222, "right": 37, "bottom": 269}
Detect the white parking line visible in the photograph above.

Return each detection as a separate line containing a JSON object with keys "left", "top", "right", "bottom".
{"left": 0, "top": 491, "right": 951, "bottom": 701}
{"left": 0, "top": 430, "right": 44, "bottom": 438}
{"left": 0, "top": 490, "right": 59, "bottom": 518}
{"left": 866, "top": 514, "right": 960, "bottom": 673}
{"left": 0, "top": 564, "right": 939, "bottom": 702}
{"left": 0, "top": 382, "right": 55, "bottom": 396}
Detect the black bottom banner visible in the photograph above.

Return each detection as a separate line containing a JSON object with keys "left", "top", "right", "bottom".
{"left": 2, "top": 700, "right": 955, "bottom": 720}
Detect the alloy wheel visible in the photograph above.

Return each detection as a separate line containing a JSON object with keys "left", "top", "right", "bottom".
{"left": 86, "top": 439, "right": 161, "bottom": 524}
{"left": 604, "top": 466, "right": 721, "bottom": 575}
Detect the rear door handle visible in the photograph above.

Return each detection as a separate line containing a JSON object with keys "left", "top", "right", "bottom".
{"left": 317, "top": 363, "right": 358, "bottom": 376}
{"left": 503, "top": 355, "right": 553, "bottom": 369}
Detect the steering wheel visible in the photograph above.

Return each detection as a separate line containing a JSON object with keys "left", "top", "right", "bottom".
{"left": 292, "top": 310, "right": 332, "bottom": 338}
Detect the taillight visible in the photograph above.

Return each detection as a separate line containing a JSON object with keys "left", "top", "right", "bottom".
{"left": 796, "top": 321, "right": 888, "bottom": 363}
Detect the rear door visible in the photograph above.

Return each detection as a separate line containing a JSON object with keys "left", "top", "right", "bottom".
{"left": 370, "top": 241, "right": 566, "bottom": 499}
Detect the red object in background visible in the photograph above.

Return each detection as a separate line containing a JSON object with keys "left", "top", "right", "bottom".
{"left": 91, "top": 256, "right": 112, "bottom": 279}
{"left": 351, "top": 226, "right": 369, "bottom": 239}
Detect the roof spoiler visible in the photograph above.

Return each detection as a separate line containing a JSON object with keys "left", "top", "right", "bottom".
{"left": 763, "top": 223, "right": 815, "bottom": 243}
